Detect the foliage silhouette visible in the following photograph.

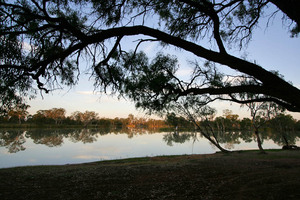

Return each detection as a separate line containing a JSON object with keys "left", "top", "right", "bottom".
{"left": 0, "top": 0, "right": 300, "bottom": 114}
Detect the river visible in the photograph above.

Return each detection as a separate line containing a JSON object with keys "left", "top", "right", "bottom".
{"left": 0, "top": 128, "right": 299, "bottom": 168}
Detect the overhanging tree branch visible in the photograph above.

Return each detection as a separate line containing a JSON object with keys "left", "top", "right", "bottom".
{"left": 85, "top": 26, "right": 300, "bottom": 111}
{"left": 1, "top": 0, "right": 300, "bottom": 114}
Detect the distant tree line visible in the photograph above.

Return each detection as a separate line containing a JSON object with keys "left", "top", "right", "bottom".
{"left": 2, "top": 106, "right": 300, "bottom": 133}
{"left": 0, "top": 107, "right": 166, "bottom": 129}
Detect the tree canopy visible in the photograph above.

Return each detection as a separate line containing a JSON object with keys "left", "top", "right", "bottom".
{"left": 1, "top": 0, "right": 299, "bottom": 114}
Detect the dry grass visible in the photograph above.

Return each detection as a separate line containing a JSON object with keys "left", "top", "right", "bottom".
{"left": 0, "top": 150, "right": 300, "bottom": 200}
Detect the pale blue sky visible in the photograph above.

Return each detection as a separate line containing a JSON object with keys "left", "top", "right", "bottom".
{"left": 27, "top": 8, "right": 300, "bottom": 120}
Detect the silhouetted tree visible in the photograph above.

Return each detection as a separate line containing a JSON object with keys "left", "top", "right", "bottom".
{"left": 243, "top": 95, "right": 284, "bottom": 153}
{"left": 214, "top": 109, "right": 240, "bottom": 131}
{"left": 1, "top": 0, "right": 300, "bottom": 115}
{"left": 240, "top": 118, "right": 252, "bottom": 131}
{"left": 166, "top": 96, "right": 230, "bottom": 153}
{"left": 269, "top": 113, "right": 297, "bottom": 148}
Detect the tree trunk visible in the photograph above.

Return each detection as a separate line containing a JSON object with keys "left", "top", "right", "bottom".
{"left": 282, "top": 134, "right": 289, "bottom": 147}
{"left": 214, "top": 142, "right": 230, "bottom": 153}
{"left": 254, "top": 129, "right": 265, "bottom": 154}
{"left": 201, "top": 132, "right": 230, "bottom": 153}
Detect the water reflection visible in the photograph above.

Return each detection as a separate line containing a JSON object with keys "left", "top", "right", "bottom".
{"left": 69, "top": 129, "right": 98, "bottom": 144}
{"left": 163, "top": 132, "right": 197, "bottom": 146}
{"left": 0, "top": 130, "right": 26, "bottom": 153}
{"left": 30, "top": 130, "right": 64, "bottom": 147}
{"left": 1, "top": 128, "right": 300, "bottom": 154}
{"left": 161, "top": 130, "right": 300, "bottom": 151}
{"left": 0, "top": 128, "right": 299, "bottom": 168}
{"left": 0, "top": 128, "right": 161, "bottom": 154}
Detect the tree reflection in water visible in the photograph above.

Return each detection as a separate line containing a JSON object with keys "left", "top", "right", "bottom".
{"left": 0, "top": 130, "right": 26, "bottom": 153}
{"left": 68, "top": 129, "right": 98, "bottom": 144}
{"left": 0, "top": 128, "right": 300, "bottom": 154}
{"left": 162, "top": 129, "right": 300, "bottom": 151}
{"left": 163, "top": 132, "right": 197, "bottom": 146}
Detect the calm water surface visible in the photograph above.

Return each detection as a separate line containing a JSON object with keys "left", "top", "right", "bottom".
{"left": 0, "top": 128, "right": 299, "bottom": 168}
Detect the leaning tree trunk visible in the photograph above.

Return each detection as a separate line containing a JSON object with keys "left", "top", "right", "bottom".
{"left": 214, "top": 141, "right": 230, "bottom": 153}
{"left": 193, "top": 121, "right": 230, "bottom": 153}
{"left": 254, "top": 129, "right": 265, "bottom": 154}
{"left": 201, "top": 131, "right": 230, "bottom": 153}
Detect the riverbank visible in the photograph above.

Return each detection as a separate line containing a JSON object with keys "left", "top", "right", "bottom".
{"left": 0, "top": 150, "right": 300, "bottom": 200}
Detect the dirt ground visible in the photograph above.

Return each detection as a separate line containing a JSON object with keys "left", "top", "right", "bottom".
{"left": 0, "top": 150, "right": 300, "bottom": 200}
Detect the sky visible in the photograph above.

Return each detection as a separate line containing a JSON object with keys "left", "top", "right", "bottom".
{"left": 27, "top": 5, "right": 300, "bottom": 120}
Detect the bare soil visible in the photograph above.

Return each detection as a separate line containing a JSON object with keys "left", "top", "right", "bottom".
{"left": 0, "top": 150, "right": 300, "bottom": 200}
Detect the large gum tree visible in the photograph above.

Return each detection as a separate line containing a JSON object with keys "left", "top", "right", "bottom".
{"left": 0, "top": 0, "right": 299, "bottom": 114}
